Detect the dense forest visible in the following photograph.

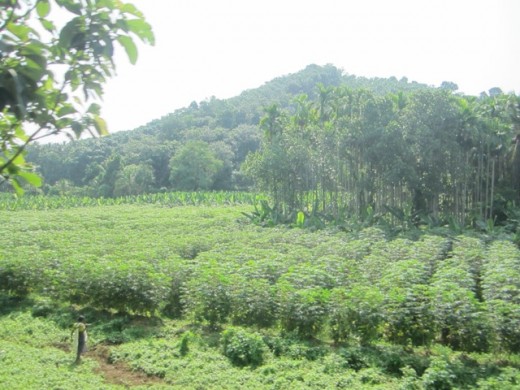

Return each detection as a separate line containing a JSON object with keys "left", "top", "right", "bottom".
{"left": 23, "top": 64, "right": 520, "bottom": 229}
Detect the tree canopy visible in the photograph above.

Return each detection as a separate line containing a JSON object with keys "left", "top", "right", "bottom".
{"left": 244, "top": 86, "right": 520, "bottom": 228}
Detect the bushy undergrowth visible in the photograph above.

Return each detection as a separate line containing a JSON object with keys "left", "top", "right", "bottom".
{"left": 221, "top": 326, "right": 267, "bottom": 367}
{"left": 2, "top": 299, "right": 520, "bottom": 389}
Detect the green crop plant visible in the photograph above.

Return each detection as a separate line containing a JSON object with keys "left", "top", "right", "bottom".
{"left": 182, "top": 262, "right": 234, "bottom": 327}
{"left": 1, "top": 201, "right": 520, "bottom": 388}
{"left": 221, "top": 326, "right": 267, "bottom": 367}
{"left": 483, "top": 240, "right": 520, "bottom": 352}
{"left": 328, "top": 285, "right": 384, "bottom": 345}
{"left": 0, "top": 191, "right": 262, "bottom": 211}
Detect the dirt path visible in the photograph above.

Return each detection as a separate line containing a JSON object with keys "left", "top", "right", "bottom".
{"left": 92, "top": 346, "right": 165, "bottom": 387}
{"left": 55, "top": 342, "right": 166, "bottom": 387}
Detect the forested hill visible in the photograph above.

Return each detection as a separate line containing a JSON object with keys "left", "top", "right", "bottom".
{"left": 24, "top": 64, "right": 520, "bottom": 230}
{"left": 114, "top": 63, "right": 430, "bottom": 140}
{"left": 24, "top": 64, "right": 432, "bottom": 196}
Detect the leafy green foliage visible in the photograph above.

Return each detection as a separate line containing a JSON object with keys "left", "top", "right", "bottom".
{"left": 182, "top": 262, "right": 233, "bottom": 327}
{"left": 221, "top": 327, "right": 267, "bottom": 367}
{"left": 229, "top": 276, "right": 278, "bottom": 328}
{"left": 2, "top": 202, "right": 520, "bottom": 362}
{"left": 169, "top": 141, "right": 224, "bottom": 191}
{"left": 113, "top": 163, "right": 155, "bottom": 196}
{"left": 2, "top": 239, "right": 520, "bottom": 389}
{"left": 246, "top": 86, "right": 520, "bottom": 230}
{"left": 22, "top": 63, "right": 519, "bottom": 219}
{"left": 429, "top": 246, "right": 490, "bottom": 351}
{"left": 12, "top": 60, "right": 517, "bottom": 238}
{"left": 63, "top": 259, "right": 170, "bottom": 315}
{"left": 482, "top": 241, "right": 520, "bottom": 352}
{"left": 329, "top": 285, "right": 384, "bottom": 345}
{"left": 278, "top": 284, "right": 330, "bottom": 339}
{"left": 0, "top": 258, "right": 33, "bottom": 297}
{"left": 379, "top": 259, "right": 434, "bottom": 346}
{"left": 0, "top": 191, "right": 261, "bottom": 210}
{"left": 0, "top": 0, "right": 154, "bottom": 194}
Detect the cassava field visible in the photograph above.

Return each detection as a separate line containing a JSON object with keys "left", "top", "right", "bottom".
{"left": 1, "top": 194, "right": 519, "bottom": 389}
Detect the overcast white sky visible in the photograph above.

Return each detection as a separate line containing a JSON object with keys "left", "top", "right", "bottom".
{"left": 100, "top": 0, "right": 520, "bottom": 134}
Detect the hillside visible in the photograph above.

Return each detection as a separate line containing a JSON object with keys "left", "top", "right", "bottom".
{"left": 24, "top": 64, "right": 431, "bottom": 194}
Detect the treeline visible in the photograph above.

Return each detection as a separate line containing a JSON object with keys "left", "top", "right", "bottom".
{"left": 26, "top": 125, "right": 261, "bottom": 196}
{"left": 23, "top": 64, "right": 520, "bottom": 228}
{"left": 23, "top": 64, "right": 430, "bottom": 197}
{"left": 244, "top": 86, "right": 520, "bottom": 228}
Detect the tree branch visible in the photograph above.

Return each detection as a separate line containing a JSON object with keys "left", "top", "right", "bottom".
{"left": 0, "top": 124, "right": 45, "bottom": 174}
{"left": 0, "top": 73, "right": 69, "bottom": 175}
{"left": 0, "top": 2, "right": 39, "bottom": 32}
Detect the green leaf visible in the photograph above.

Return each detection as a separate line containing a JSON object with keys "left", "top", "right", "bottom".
{"left": 71, "top": 121, "right": 83, "bottom": 137}
{"left": 126, "top": 19, "right": 155, "bottom": 45}
{"left": 10, "top": 178, "right": 24, "bottom": 196}
{"left": 18, "top": 171, "right": 42, "bottom": 187}
{"left": 36, "top": 0, "right": 51, "bottom": 18}
{"left": 87, "top": 103, "right": 101, "bottom": 115}
{"left": 56, "top": 0, "right": 82, "bottom": 15}
{"left": 5, "top": 69, "right": 27, "bottom": 119}
{"left": 39, "top": 18, "right": 56, "bottom": 33}
{"left": 57, "top": 105, "right": 77, "bottom": 117}
{"left": 20, "top": 42, "right": 47, "bottom": 60}
{"left": 56, "top": 117, "right": 72, "bottom": 129}
{"left": 6, "top": 23, "right": 32, "bottom": 41}
{"left": 18, "top": 57, "right": 46, "bottom": 82}
{"left": 120, "top": 3, "right": 143, "bottom": 17}
{"left": 93, "top": 115, "right": 108, "bottom": 136}
{"left": 59, "top": 18, "right": 83, "bottom": 49}
{"left": 117, "top": 35, "right": 138, "bottom": 64}
{"left": 95, "top": 38, "right": 114, "bottom": 58}
{"left": 14, "top": 125, "right": 28, "bottom": 142}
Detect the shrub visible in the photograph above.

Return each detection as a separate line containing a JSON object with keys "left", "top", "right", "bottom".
{"left": 277, "top": 284, "right": 330, "bottom": 338}
{"left": 420, "top": 350, "right": 476, "bottom": 390}
{"left": 229, "top": 277, "right": 279, "bottom": 328}
{"left": 430, "top": 263, "right": 491, "bottom": 352}
{"left": 62, "top": 259, "right": 170, "bottom": 314}
{"left": 0, "top": 258, "right": 39, "bottom": 297}
{"left": 482, "top": 240, "right": 520, "bottom": 352}
{"left": 421, "top": 356, "right": 457, "bottom": 390}
{"left": 221, "top": 327, "right": 267, "bottom": 367}
{"left": 486, "top": 300, "right": 520, "bottom": 353}
{"left": 328, "top": 285, "right": 384, "bottom": 344}
{"left": 162, "top": 259, "right": 193, "bottom": 318}
{"left": 379, "top": 260, "right": 434, "bottom": 346}
{"left": 476, "top": 367, "right": 520, "bottom": 389}
{"left": 179, "top": 331, "right": 193, "bottom": 356}
{"left": 31, "top": 299, "right": 58, "bottom": 318}
{"left": 0, "top": 268, "right": 30, "bottom": 297}
{"left": 339, "top": 346, "right": 370, "bottom": 371}
{"left": 183, "top": 263, "right": 233, "bottom": 327}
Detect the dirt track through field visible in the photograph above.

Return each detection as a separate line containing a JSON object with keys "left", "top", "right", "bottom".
{"left": 55, "top": 342, "right": 166, "bottom": 387}
{"left": 92, "top": 346, "right": 165, "bottom": 387}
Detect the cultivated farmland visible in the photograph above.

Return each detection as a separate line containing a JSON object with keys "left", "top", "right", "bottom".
{"left": 1, "top": 201, "right": 519, "bottom": 389}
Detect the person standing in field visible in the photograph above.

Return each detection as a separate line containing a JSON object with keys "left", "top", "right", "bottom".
{"left": 71, "top": 315, "right": 88, "bottom": 364}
